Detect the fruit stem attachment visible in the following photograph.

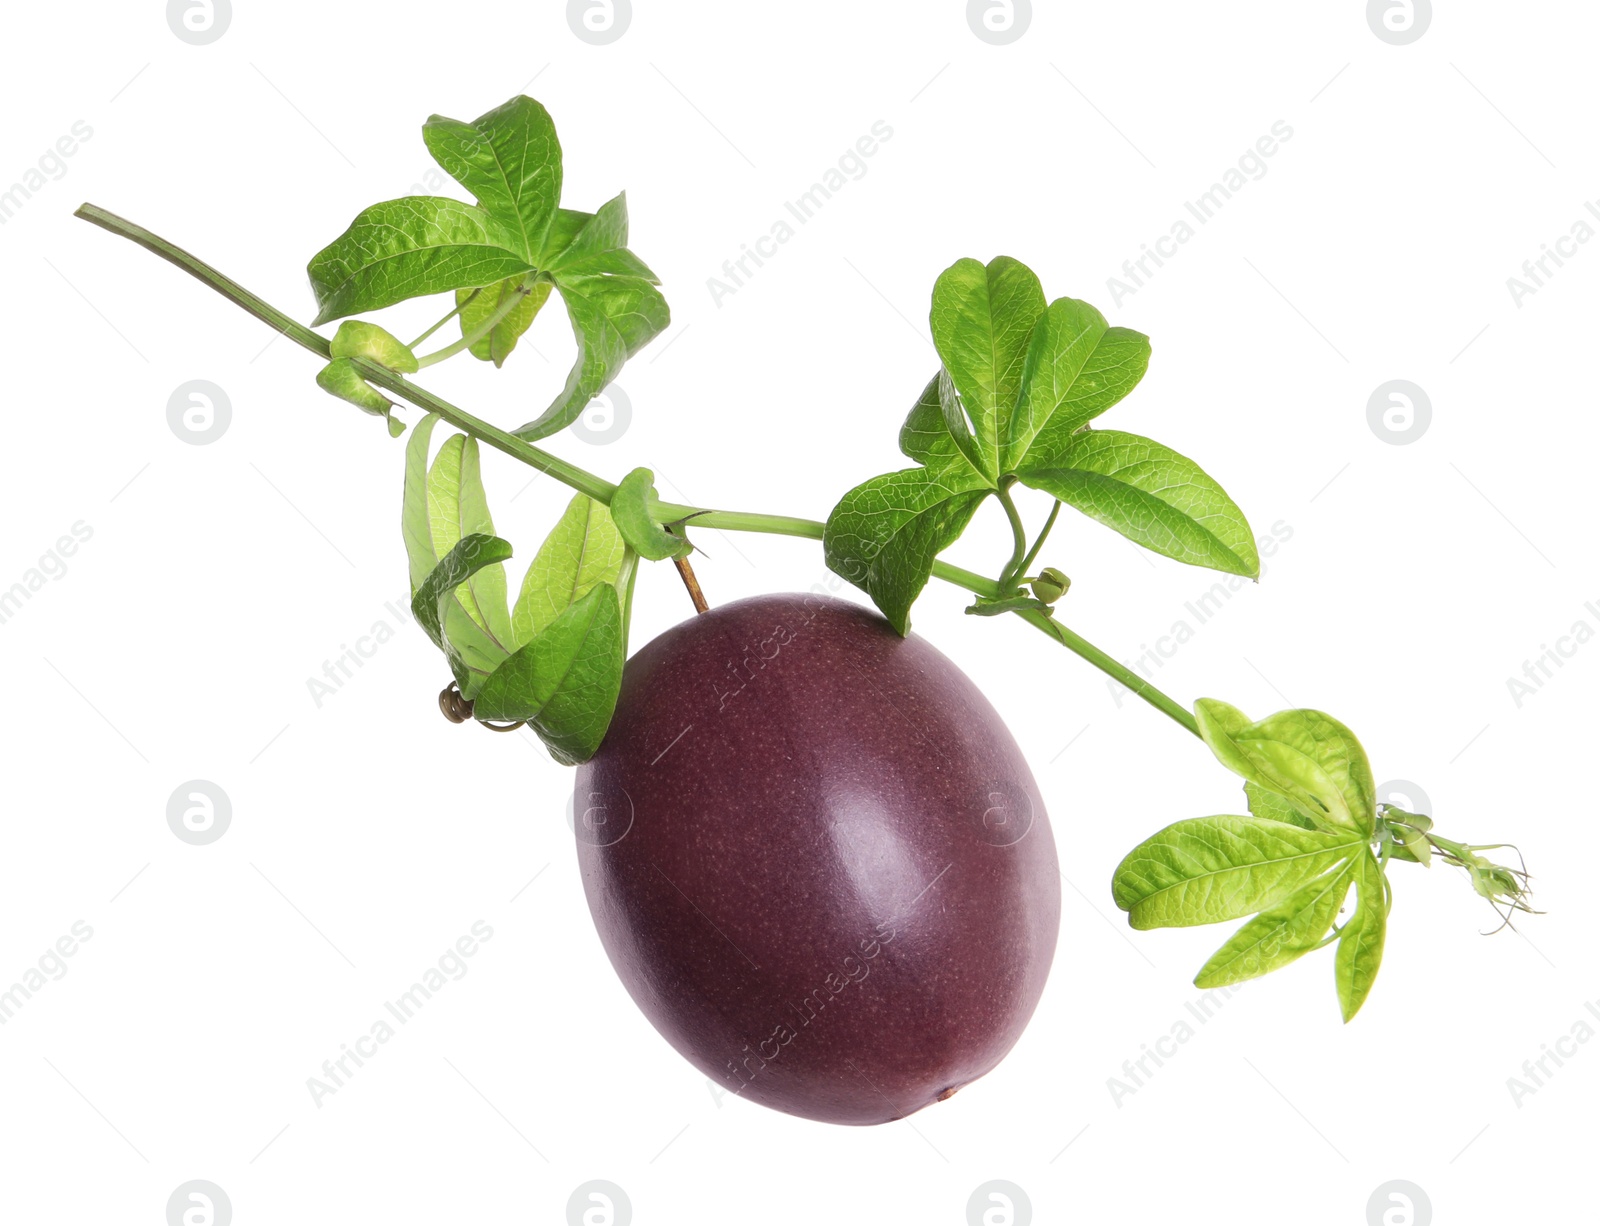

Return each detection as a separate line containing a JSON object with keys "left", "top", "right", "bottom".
{"left": 672, "top": 555, "right": 710, "bottom": 614}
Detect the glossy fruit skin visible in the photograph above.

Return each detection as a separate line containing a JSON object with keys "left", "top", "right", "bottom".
{"left": 573, "top": 593, "right": 1060, "bottom": 1126}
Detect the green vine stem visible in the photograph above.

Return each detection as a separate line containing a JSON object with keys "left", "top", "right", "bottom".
{"left": 995, "top": 480, "right": 1030, "bottom": 591}
{"left": 408, "top": 289, "right": 480, "bottom": 350}
{"left": 76, "top": 202, "right": 1199, "bottom": 738}
{"left": 1016, "top": 499, "right": 1062, "bottom": 582}
{"left": 415, "top": 277, "right": 538, "bottom": 368}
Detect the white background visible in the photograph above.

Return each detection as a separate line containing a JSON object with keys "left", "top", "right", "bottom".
{"left": 0, "top": 2, "right": 1593, "bottom": 1223}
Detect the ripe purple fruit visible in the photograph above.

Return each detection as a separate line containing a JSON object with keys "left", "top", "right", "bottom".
{"left": 573, "top": 593, "right": 1060, "bottom": 1125}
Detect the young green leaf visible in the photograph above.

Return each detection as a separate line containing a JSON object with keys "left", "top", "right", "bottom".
{"left": 539, "top": 207, "right": 599, "bottom": 265}
{"left": 513, "top": 272, "right": 669, "bottom": 441}
{"left": 1016, "top": 430, "right": 1259, "bottom": 578}
{"left": 427, "top": 435, "right": 516, "bottom": 652}
{"left": 965, "top": 594, "right": 1053, "bottom": 617}
{"left": 1383, "top": 807, "right": 1434, "bottom": 867}
{"left": 928, "top": 256, "right": 1046, "bottom": 478}
{"left": 1195, "top": 700, "right": 1377, "bottom": 835}
{"left": 898, "top": 372, "right": 992, "bottom": 486}
{"left": 316, "top": 358, "right": 394, "bottom": 416}
{"left": 1335, "top": 851, "right": 1387, "bottom": 1021}
{"left": 410, "top": 533, "right": 516, "bottom": 694}
{"left": 402, "top": 414, "right": 443, "bottom": 586}
{"left": 422, "top": 96, "right": 562, "bottom": 263}
{"left": 512, "top": 493, "right": 626, "bottom": 647}
{"left": 1004, "top": 298, "right": 1150, "bottom": 472}
{"left": 307, "top": 197, "right": 535, "bottom": 326}
{"left": 543, "top": 193, "right": 659, "bottom": 281}
{"left": 610, "top": 468, "right": 691, "bottom": 561}
{"left": 1194, "top": 859, "right": 1355, "bottom": 989}
{"left": 1245, "top": 781, "right": 1318, "bottom": 831}
{"left": 457, "top": 277, "right": 552, "bottom": 366}
{"left": 1112, "top": 814, "right": 1366, "bottom": 930}
{"left": 329, "top": 320, "right": 419, "bottom": 372}
{"left": 823, "top": 466, "right": 990, "bottom": 635}
{"left": 401, "top": 423, "right": 511, "bottom": 690}
{"left": 472, "top": 581, "right": 625, "bottom": 765}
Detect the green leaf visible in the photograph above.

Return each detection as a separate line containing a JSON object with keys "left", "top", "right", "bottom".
{"left": 402, "top": 414, "right": 443, "bottom": 585}
{"left": 410, "top": 534, "right": 516, "bottom": 693}
{"left": 1112, "top": 815, "right": 1366, "bottom": 930}
{"left": 316, "top": 358, "right": 393, "bottom": 416}
{"left": 329, "top": 320, "right": 419, "bottom": 372}
{"left": 822, "top": 466, "right": 990, "bottom": 635}
{"left": 1335, "top": 851, "right": 1387, "bottom": 1021}
{"left": 1245, "top": 781, "right": 1318, "bottom": 831}
{"left": 422, "top": 96, "right": 562, "bottom": 262}
{"left": 426, "top": 435, "right": 516, "bottom": 653}
{"left": 473, "top": 581, "right": 625, "bottom": 765}
{"left": 1004, "top": 298, "right": 1149, "bottom": 472}
{"left": 1016, "top": 430, "right": 1259, "bottom": 577}
{"left": 898, "top": 372, "right": 991, "bottom": 486}
{"left": 928, "top": 256, "right": 1046, "bottom": 477}
{"left": 544, "top": 193, "right": 660, "bottom": 281}
{"left": 1195, "top": 700, "right": 1377, "bottom": 835}
{"left": 965, "top": 594, "right": 1053, "bottom": 618}
{"left": 539, "top": 207, "right": 598, "bottom": 265}
{"left": 611, "top": 468, "right": 690, "bottom": 560}
{"left": 307, "top": 197, "right": 535, "bottom": 326}
{"left": 457, "top": 277, "right": 553, "bottom": 367}
{"left": 1384, "top": 807, "right": 1433, "bottom": 867}
{"left": 513, "top": 493, "right": 626, "bottom": 645}
{"left": 1194, "top": 859, "right": 1355, "bottom": 989}
{"left": 513, "top": 272, "right": 669, "bottom": 441}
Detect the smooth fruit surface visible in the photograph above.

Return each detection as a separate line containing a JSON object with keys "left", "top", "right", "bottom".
{"left": 573, "top": 592, "right": 1060, "bottom": 1125}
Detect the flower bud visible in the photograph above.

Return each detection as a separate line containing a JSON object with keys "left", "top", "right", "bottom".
{"left": 1030, "top": 567, "right": 1070, "bottom": 604}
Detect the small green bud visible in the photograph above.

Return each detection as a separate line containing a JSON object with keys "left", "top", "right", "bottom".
{"left": 329, "top": 321, "right": 419, "bottom": 373}
{"left": 316, "top": 357, "right": 393, "bottom": 415}
{"left": 1030, "top": 567, "right": 1071, "bottom": 604}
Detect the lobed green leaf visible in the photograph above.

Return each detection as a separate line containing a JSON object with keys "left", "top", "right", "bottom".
{"left": 544, "top": 193, "right": 660, "bottom": 282}
{"left": 473, "top": 581, "right": 625, "bottom": 765}
{"left": 307, "top": 197, "right": 535, "bottom": 326}
{"left": 1016, "top": 430, "right": 1259, "bottom": 578}
{"left": 410, "top": 534, "right": 516, "bottom": 694}
{"left": 1335, "top": 851, "right": 1387, "bottom": 1021}
{"left": 422, "top": 96, "right": 562, "bottom": 263}
{"left": 822, "top": 466, "right": 990, "bottom": 635}
{"left": 512, "top": 493, "right": 625, "bottom": 647}
{"left": 1194, "top": 859, "right": 1355, "bottom": 989}
{"left": 928, "top": 256, "right": 1046, "bottom": 478}
{"left": 457, "top": 277, "right": 552, "bottom": 367}
{"left": 513, "top": 271, "right": 669, "bottom": 441}
{"left": 426, "top": 435, "right": 516, "bottom": 654}
{"left": 899, "top": 372, "right": 992, "bottom": 486}
{"left": 1195, "top": 700, "right": 1377, "bottom": 835}
{"left": 1004, "top": 298, "right": 1149, "bottom": 472}
{"left": 1245, "top": 781, "right": 1318, "bottom": 830}
{"left": 1112, "top": 814, "right": 1365, "bottom": 930}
